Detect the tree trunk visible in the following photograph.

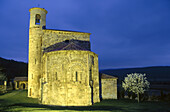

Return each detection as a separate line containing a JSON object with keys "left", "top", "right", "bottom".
{"left": 137, "top": 93, "right": 140, "bottom": 103}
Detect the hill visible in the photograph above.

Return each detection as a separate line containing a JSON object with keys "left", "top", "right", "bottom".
{"left": 0, "top": 57, "right": 27, "bottom": 80}
{"left": 1, "top": 56, "right": 170, "bottom": 84}
{"left": 100, "top": 66, "right": 170, "bottom": 83}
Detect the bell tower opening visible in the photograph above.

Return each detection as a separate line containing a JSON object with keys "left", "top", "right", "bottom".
{"left": 35, "top": 14, "right": 41, "bottom": 25}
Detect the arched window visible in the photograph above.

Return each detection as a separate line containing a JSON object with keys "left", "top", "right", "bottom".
{"left": 35, "top": 14, "right": 41, "bottom": 25}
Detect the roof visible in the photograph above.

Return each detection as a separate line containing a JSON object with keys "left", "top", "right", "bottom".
{"left": 43, "top": 39, "right": 91, "bottom": 53}
{"left": 14, "top": 77, "right": 28, "bottom": 81}
{"left": 43, "top": 29, "right": 91, "bottom": 34}
{"left": 61, "top": 42, "right": 84, "bottom": 50}
{"left": 100, "top": 73, "right": 118, "bottom": 79}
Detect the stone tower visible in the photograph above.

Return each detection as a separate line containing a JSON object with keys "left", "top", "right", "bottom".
{"left": 28, "top": 8, "right": 48, "bottom": 98}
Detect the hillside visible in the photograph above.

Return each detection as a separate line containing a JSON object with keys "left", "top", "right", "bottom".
{"left": 0, "top": 57, "right": 27, "bottom": 80}
{"left": 100, "top": 66, "right": 170, "bottom": 83}
{"left": 1, "top": 56, "right": 170, "bottom": 83}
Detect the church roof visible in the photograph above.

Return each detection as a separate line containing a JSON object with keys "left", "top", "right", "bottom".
{"left": 44, "top": 39, "right": 91, "bottom": 53}
{"left": 14, "top": 77, "right": 28, "bottom": 81}
{"left": 100, "top": 73, "right": 118, "bottom": 79}
{"left": 61, "top": 42, "right": 84, "bottom": 50}
{"left": 43, "top": 29, "right": 91, "bottom": 34}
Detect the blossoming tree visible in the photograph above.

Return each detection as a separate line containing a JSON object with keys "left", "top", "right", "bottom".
{"left": 122, "top": 73, "right": 150, "bottom": 102}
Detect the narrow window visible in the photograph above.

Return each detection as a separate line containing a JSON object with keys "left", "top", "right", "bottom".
{"left": 89, "top": 69, "right": 93, "bottom": 87}
{"left": 89, "top": 69, "right": 92, "bottom": 81}
{"left": 56, "top": 72, "right": 57, "bottom": 80}
{"left": 32, "top": 74, "right": 33, "bottom": 79}
{"left": 91, "top": 55, "right": 94, "bottom": 65}
{"left": 76, "top": 71, "right": 78, "bottom": 81}
{"left": 35, "top": 14, "right": 41, "bottom": 25}
{"left": 92, "top": 56, "right": 94, "bottom": 65}
{"left": 30, "top": 88, "right": 32, "bottom": 96}
{"left": 35, "top": 59, "right": 36, "bottom": 64}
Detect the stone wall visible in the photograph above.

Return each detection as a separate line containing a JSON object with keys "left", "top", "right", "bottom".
{"left": 42, "top": 30, "right": 90, "bottom": 50}
{"left": 101, "top": 79, "right": 117, "bottom": 99}
{"left": 41, "top": 50, "right": 100, "bottom": 106}
{"left": 28, "top": 27, "right": 43, "bottom": 98}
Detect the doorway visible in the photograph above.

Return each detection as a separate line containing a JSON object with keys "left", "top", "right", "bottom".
{"left": 23, "top": 83, "right": 25, "bottom": 89}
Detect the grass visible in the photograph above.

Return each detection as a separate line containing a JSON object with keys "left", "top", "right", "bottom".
{"left": 0, "top": 90, "right": 170, "bottom": 112}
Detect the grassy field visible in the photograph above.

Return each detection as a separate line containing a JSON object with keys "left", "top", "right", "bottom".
{"left": 0, "top": 90, "right": 170, "bottom": 112}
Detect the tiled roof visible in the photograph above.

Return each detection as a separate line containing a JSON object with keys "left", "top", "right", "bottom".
{"left": 100, "top": 73, "right": 118, "bottom": 79}
{"left": 44, "top": 39, "right": 91, "bottom": 53}
{"left": 61, "top": 42, "right": 84, "bottom": 50}
{"left": 14, "top": 77, "right": 28, "bottom": 81}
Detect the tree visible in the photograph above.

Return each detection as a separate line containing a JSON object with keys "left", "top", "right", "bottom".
{"left": 0, "top": 67, "right": 7, "bottom": 83}
{"left": 122, "top": 73, "right": 150, "bottom": 102}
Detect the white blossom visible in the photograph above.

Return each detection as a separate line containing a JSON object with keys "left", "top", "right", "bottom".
{"left": 122, "top": 73, "right": 150, "bottom": 98}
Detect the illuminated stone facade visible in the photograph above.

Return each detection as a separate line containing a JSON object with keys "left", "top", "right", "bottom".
{"left": 101, "top": 73, "right": 117, "bottom": 99}
{"left": 41, "top": 51, "right": 100, "bottom": 105}
{"left": 28, "top": 7, "right": 100, "bottom": 106}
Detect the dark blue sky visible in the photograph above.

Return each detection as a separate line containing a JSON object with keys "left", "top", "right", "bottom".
{"left": 0, "top": 0, "right": 170, "bottom": 69}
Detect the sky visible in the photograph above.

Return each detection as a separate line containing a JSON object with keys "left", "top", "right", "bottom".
{"left": 0, "top": 0, "right": 170, "bottom": 69}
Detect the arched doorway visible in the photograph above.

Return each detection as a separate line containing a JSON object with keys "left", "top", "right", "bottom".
{"left": 21, "top": 83, "right": 26, "bottom": 90}
{"left": 23, "top": 83, "right": 26, "bottom": 89}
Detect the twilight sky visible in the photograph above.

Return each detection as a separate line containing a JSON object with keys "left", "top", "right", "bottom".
{"left": 0, "top": 0, "right": 170, "bottom": 69}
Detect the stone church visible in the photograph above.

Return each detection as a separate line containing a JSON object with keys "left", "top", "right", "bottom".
{"left": 28, "top": 7, "right": 117, "bottom": 106}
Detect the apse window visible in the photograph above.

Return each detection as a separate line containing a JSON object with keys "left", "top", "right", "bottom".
{"left": 76, "top": 71, "right": 78, "bottom": 81}
{"left": 56, "top": 72, "right": 57, "bottom": 80}
{"left": 73, "top": 71, "right": 78, "bottom": 82}
{"left": 35, "top": 14, "right": 41, "bottom": 25}
{"left": 91, "top": 55, "right": 94, "bottom": 65}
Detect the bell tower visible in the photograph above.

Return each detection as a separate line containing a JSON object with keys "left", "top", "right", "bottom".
{"left": 29, "top": 7, "right": 47, "bottom": 28}
{"left": 28, "top": 7, "right": 48, "bottom": 98}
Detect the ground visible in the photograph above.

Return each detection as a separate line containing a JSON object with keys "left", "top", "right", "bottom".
{"left": 0, "top": 90, "right": 169, "bottom": 112}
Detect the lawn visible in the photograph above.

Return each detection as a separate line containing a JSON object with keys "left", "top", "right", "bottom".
{"left": 0, "top": 90, "right": 169, "bottom": 112}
